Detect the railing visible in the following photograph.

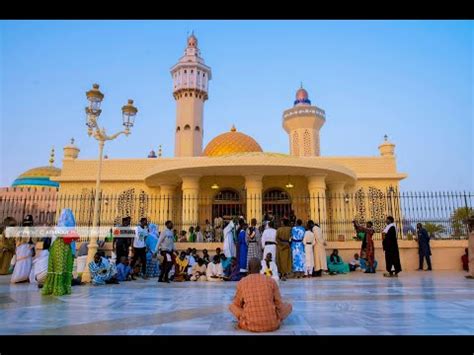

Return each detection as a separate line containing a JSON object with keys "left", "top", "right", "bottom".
{"left": 0, "top": 190, "right": 472, "bottom": 241}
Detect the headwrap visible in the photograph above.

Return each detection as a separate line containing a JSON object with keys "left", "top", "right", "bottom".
{"left": 57, "top": 208, "right": 78, "bottom": 245}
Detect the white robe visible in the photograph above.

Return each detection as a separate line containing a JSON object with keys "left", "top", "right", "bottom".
{"left": 260, "top": 260, "right": 279, "bottom": 285}
{"left": 261, "top": 228, "right": 277, "bottom": 261}
{"left": 223, "top": 221, "right": 236, "bottom": 258}
{"left": 11, "top": 243, "right": 34, "bottom": 283}
{"left": 206, "top": 262, "right": 223, "bottom": 281}
{"left": 303, "top": 230, "right": 315, "bottom": 274}
{"left": 313, "top": 225, "right": 327, "bottom": 271}
{"left": 29, "top": 249, "right": 49, "bottom": 284}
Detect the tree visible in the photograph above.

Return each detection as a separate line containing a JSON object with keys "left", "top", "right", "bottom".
{"left": 451, "top": 207, "right": 474, "bottom": 237}
{"left": 423, "top": 223, "right": 445, "bottom": 239}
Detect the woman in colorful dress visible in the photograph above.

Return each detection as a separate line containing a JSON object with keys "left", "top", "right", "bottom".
{"left": 246, "top": 218, "right": 262, "bottom": 270}
{"left": 237, "top": 221, "right": 249, "bottom": 273}
{"left": 0, "top": 217, "right": 17, "bottom": 275}
{"left": 145, "top": 223, "right": 160, "bottom": 278}
{"left": 42, "top": 208, "right": 78, "bottom": 296}
{"left": 353, "top": 220, "right": 376, "bottom": 273}
{"left": 290, "top": 219, "right": 306, "bottom": 278}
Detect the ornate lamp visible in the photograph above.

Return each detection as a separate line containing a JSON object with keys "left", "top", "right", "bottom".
{"left": 122, "top": 99, "right": 138, "bottom": 133}
{"left": 285, "top": 176, "right": 294, "bottom": 189}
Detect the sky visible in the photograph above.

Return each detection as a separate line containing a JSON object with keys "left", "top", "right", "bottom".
{"left": 0, "top": 20, "right": 472, "bottom": 191}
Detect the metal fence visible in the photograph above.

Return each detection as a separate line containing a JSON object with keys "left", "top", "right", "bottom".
{"left": 0, "top": 189, "right": 472, "bottom": 241}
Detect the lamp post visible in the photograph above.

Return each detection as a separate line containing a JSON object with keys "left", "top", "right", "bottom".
{"left": 81, "top": 83, "right": 138, "bottom": 283}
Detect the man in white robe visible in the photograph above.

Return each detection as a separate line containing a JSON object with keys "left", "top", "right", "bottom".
{"left": 313, "top": 223, "right": 327, "bottom": 276}
{"left": 303, "top": 222, "right": 315, "bottom": 277}
{"left": 223, "top": 220, "right": 236, "bottom": 258}
{"left": 206, "top": 255, "right": 224, "bottom": 281}
{"left": 29, "top": 248, "right": 49, "bottom": 285}
{"left": 261, "top": 221, "right": 277, "bottom": 261}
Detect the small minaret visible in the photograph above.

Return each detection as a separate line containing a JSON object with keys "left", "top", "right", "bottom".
{"left": 63, "top": 138, "right": 80, "bottom": 160}
{"left": 282, "top": 85, "right": 326, "bottom": 156}
{"left": 49, "top": 147, "right": 55, "bottom": 166}
{"left": 171, "top": 33, "right": 212, "bottom": 157}
{"left": 378, "top": 134, "right": 396, "bottom": 156}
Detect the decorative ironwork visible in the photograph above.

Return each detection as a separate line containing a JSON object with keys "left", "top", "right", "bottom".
{"left": 368, "top": 187, "right": 386, "bottom": 232}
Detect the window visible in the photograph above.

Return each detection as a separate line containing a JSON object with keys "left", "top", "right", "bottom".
{"left": 203, "top": 73, "right": 205, "bottom": 77}
{"left": 198, "top": 71, "right": 200, "bottom": 75}
{"left": 195, "top": 126, "right": 200, "bottom": 131}
{"left": 191, "top": 70, "right": 194, "bottom": 74}
{"left": 184, "top": 124, "right": 191, "bottom": 130}
{"left": 184, "top": 70, "right": 187, "bottom": 74}
{"left": 176, "top": 126, "right": 181, "bottom": 132}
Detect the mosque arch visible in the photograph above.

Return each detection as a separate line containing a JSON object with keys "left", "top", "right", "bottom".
{"left": 263, "top": 188, "right": 292, "bottom": 225}
{"left": 184, "top": 124, "right": 191, "bottom": 130}
{"left": 212, "top": 188, "right": 244, "bottom": 222}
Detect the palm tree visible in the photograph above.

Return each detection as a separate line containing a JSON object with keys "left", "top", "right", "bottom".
{"left": 423, "top": 222, "right": 445, "bottom": 239}
{"left": 451, "top": 207, "right": 474, "bottom": 237}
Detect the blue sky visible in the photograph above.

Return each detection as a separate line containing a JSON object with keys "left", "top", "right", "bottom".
{"left": 1, "top": 20, "right": 472, "bottom": 191}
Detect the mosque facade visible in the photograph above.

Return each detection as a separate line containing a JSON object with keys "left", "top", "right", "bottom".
{"left": 24, "top": 34, "right": 406, "bottom": 238}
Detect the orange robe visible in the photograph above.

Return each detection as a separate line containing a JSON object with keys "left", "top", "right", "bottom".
{"left": 229, "top": 274, "right": 292, "bottom": 332}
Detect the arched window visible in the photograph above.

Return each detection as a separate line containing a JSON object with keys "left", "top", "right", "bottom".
{"left": 214, "top": 189, "right": 240, "bottom": 202}
{"left": 195, "top": 126, "right": 200, "bottom": 131}
{"left": 176, "top": 126, "right": 181, "bottom": 132}
{"left": 263, "top": 188, "right": 292, "bottom": 226}
{"left": 184, "top": 124, "right": 191, "bottom": 130}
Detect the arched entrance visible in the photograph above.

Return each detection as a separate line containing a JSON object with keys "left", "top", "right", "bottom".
{"left": 212, "top": 189, "right": 244, "bottom": 222}
{"left": 263, "top": 188, "right": 292, "bottom": 226}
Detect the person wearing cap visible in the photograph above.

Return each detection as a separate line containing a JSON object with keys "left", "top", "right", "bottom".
{"left": 466, "top": 215, "right": 474, "bottom": 279}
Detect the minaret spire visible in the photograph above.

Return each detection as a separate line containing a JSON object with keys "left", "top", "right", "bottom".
{"left": 49, "top": 147, "right": 55, "bottom": 166}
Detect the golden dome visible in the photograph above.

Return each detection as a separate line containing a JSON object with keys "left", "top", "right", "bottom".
{"left": 203, "top": 125, "right": 263, "bottom": 157}
{"left": 18, "top": 166, "right": 61, "bottom": 178}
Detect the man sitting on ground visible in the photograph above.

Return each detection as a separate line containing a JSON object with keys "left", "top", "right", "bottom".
{"left": 229, "top": 257, "right": 292, "bottom": 332}
{"left": 349, "top": 253, "right": 361, "bottom": 271}
{"left": 174, "top": 251, "right": 189, "bottom": 282}
{"left": 223, "top": 257, "right": 241, "bottom": 282}
{"left": 190, "top": 258, "right": 207, "bottom": 281}
{"left": 116, "top": 256, "right": 132, "bottom": 281}
{"left": 89, "top": 252, "right": 119, "bottom": 286}
{"left": 206, "top": 255, "right": 224, "bottom": 281}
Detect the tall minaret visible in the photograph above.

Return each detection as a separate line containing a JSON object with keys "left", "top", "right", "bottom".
{"left": 282, "top": 85, "right": 326, "bottom": 156}
{"left": 171, "top": 33, "right": 212, "bottom": 157}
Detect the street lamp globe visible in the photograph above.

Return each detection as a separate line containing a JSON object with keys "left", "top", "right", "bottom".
{"left": 85, "top": 83, "right": 104, "bottom": 117}
{"left": 122, "top": 99, "right": 138, "bottom": 132}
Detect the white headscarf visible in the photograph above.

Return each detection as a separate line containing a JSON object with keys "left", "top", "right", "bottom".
{"left": 383, "top": 223, "right": 396, "bottom": 234}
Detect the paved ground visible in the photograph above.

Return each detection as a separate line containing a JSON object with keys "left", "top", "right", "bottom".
{"left": 0, "top": 271, "right": 473, "bottom": 335}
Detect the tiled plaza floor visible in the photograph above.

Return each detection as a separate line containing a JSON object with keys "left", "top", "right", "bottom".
{"left": 0, "top": 271, "right": 472, "bottom": 335}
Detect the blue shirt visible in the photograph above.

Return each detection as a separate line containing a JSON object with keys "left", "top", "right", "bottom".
{"left": 116, "top": 263, "right": 131, "bottom": 281}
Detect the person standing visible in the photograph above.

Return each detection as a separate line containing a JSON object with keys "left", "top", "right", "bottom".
{"left": 303, "top": 220, "right": 315, "bottom": 277}
{"left": 188, "top": 226, "right": 196, "bottom": 242}
{"left": 42, "top": 209, "right": 77, "bottom": 296}
{"left": 276, "top": 218, "right": 292, "bottom": 281}
{"left": 465, "top": 215, "right": 474, "bottom": 279}
{"left": 246, "top": 218, "right": 262, "bottom": 269}
{"left": 131, "top": 218, "right": 148, "bottom": 279}
{"left": 261, "top": 220, "right": 277, "bottom": 262}
{"left": 0, "top": 217, "right": 17, "bottom": 275}
{"left": 223, "top": 219, "right": 237, "bottom": 258}
{"left": 204, "top": 219, "right": 214, "bottom": 242}
{"left": 114, "top": 216, "right": 132, "bottom": 266}
{"left": 416, "top": 223, "right": 432, "bottom": 271}
{"left": 145, "top": 223, "right": 160, "bottom": 278}
{"left": 237, "top": 221, "right": 249, "bottom": 273}
{"left": 290, "top": 219, "right": 305, "bottom": 278}
{"left": 353, "top": 220, "right": 376, "bottom": 273}
{"left": 229, "top": 257, "right": 292, "bottom": 332}
{"left": 157, "top": 220, "right": 176, "bottom": 283}
{"left": 382, "top": 216, "right": 402, "bottom": 277}
{"left": 312, "top": 222, "right": 327, "bottom": 276}
{"left": 195, "top": 226, "right": 204, "bottom": 243}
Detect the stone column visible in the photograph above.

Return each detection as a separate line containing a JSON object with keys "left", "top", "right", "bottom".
{"left": 327, "top": 181, "right": 346, "bottom": 241}
{"left": 245, "top": 175, "right": 263, "bottom": 223}
{"left": 181, "top": 175, "right": 200, "bottom": 232}
{"left": 159, "top": 184, "right": 176, "bottom": 225}
{"left": 307, "top": 175, "right": 327, "bottom": 233}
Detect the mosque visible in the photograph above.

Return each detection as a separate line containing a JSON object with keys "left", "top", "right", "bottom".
{"left": 9, "top": 34, "right": 407, "bottom": 238}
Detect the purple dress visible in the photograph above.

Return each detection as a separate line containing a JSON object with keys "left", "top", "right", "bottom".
{"left": 238, "top": 229, "right": 248, "bottom": 271}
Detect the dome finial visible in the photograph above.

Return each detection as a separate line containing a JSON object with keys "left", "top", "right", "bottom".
{"left": 158, "top": 144, "right": 162, "bottom": 157}
{"left": 384, "top": 134, "right": 388, "bottom": 141}
{"left": 230, "top": 124, "right": 236, "bottom": 132}
{"left": 49, "top": 147, "right": 55, "bottom": 166}
{"left": 300, "top": 81, "right": 303, "bottom": 89}
{"left": 70, "top": 137, "right": 75, "bottom": 145}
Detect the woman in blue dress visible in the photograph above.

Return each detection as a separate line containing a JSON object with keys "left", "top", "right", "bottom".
{"left": 145, "top": 223, "right": 160, "bottom": 278}
{"left": 290, "top": 219, "right": 306, "bottom": 278}
{"left": 237, "top": 221, "right": 248, "bottom": 273}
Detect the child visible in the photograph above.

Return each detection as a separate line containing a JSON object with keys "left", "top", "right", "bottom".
{"left": 349, "top": 253, "right": 361, "bottom": 271}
